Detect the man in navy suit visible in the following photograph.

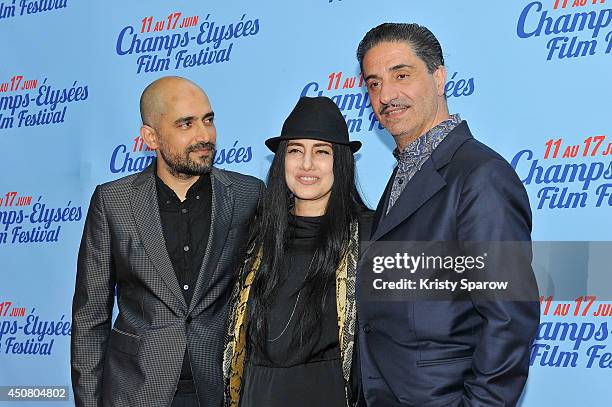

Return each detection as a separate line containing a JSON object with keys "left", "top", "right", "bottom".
{"left": 355, "top": 23, "right": 540, "bottom": 406}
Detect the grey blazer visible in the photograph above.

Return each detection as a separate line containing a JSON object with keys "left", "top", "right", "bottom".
{"left": 71, "top": 163, "right": 264, "bottom": 407}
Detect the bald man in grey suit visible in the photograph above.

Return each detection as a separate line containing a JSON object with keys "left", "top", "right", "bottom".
{"left": 71, "top": 77, "right": 263, "bottom": 407}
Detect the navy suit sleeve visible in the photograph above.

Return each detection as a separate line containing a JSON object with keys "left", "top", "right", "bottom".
{"left": 456, "top": 159, "right": 540, "bottom": 407}
{"left": 71, "top": 186, "right": 116, "bottom": 407}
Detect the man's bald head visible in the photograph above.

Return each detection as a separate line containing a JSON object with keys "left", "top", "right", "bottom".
{"left": 138, "top": 76, "right": 216, "bottom": 182}
{"left": 139, "top": 76, "right": 207, "bottom": 127}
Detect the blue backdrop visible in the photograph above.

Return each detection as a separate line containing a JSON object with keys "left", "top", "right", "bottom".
{"left": 1, "top": 0, "right": 611, "bottom": 405}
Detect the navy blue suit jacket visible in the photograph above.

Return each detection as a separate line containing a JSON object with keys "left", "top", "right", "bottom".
{"left": 357, "top": 121, "right": 540, "bottom": 407}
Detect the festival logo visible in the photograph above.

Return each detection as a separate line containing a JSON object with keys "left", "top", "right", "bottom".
{"left": 109, "top": 136, "right": 155, "bottom": 174}
{"left": 109, "top": 135, "right": 253, "bottom": 175}
{"left": 213, "top": 140, "right": 253, "bottom": 167}
{"left": 0, "top": 76, "right": 89, "bottom": 131}
{"left": 301, "top": 72, "right": 372, "bottom": 134}
{"left": 516, "top": 0, "right": 612, "bottom": 60}
{"left": 300, "top": 69, "right": 474, "bottom": 135}
{"left": 0, "top": 300, "right": 70, "bottom": 356}
{"left": 0, "top": 0, "right": 68, "bottom": 20}
{"left": 115, "top": 11, "right": 261, "bottom": 74}
{"left": 510, "top": 134, "right": 612, "bottom": 209}
{"left": 0, "top": 192, "right": 82, "bottom": 245}
{"left": 444, "top": 72, "right": 475, "bottom": 98}
{"left": 531, "top": 296, "right": 611, "bottom": 369}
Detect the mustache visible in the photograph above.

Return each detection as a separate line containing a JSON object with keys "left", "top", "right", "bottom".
{"left": 379, "top": 99, "right": 409, "bottom": 115}
{"left": 187, "top": 142, "right": 215, "bottom": 153}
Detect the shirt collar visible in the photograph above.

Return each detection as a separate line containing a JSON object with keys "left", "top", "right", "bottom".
{"left": 393, "top": 114, "right": 462, "bottom": 165}
{"left": 154, "top": 166, "right": 210, "bottom": 204}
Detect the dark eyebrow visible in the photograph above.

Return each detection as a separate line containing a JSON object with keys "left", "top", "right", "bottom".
{"left": 390, "top": 64, "right": 415, "bottom": 71}
{"left": 287, "top": 141, "right": 333, "bottom": 150}
{"left": 174, "top": 111, "right": 214, "bottom": 125}
{"left": 365, "top": 64, "right": 416, "bottom": 82}
{"left": 174, "top": 116, "right": 195, "bottom": 125}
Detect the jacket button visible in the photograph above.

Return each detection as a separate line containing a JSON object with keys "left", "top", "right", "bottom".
{"left": 186, "top": 315, "right": 193, "bottom": 324}
{"left": 363, "top": 324, "right": 371, "bottom": 333}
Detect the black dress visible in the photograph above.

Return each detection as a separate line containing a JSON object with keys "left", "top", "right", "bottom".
{"left": 240, "top": 214, "right": 347, "bottom": 407}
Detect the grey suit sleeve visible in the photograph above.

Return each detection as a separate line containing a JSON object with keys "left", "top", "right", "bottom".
{"left": 457, "top": 159, "right": 540, "bottom": 407}
{"left": 257, "top": 179, "right": 265, "bottom": 209}
{"left": 71, "top": 186, "right": 116, "bottom": 407}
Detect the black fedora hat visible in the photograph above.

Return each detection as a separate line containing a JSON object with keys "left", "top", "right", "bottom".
{"left": 265, "top": 96, "right": 362, "bottom": 153}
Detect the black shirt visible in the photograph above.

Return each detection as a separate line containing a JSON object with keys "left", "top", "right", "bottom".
{"left": 241, "top": 215, "right": 346, "bottom": 407}
{"left": 250, "top": 214, "right": 340, "bottom": 366}
{"left": 155, "top": 171, "right": 212, "bottom": 381}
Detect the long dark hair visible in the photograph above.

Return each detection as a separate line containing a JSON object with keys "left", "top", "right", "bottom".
{"left": 246, "top": 140, "right": 367, "bottom": 356}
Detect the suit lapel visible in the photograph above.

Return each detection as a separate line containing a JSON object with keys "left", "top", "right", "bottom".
{"left": 131, "top": 165, "right": 187, "bottom": 311}
{"left": 189, "top": 168, "right": 234, "bottom": 313}
{"left": 371, "top": 159, "right": 446, "bottom": 242}
{"left": 371, "top": 167, "right": 397, "bottom": 237}
{"left": 370, "top": 120, "right": 474, "bottom": 242}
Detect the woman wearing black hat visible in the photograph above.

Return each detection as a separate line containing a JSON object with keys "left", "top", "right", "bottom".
{"left": 222, "top": 96, "right": 373, "bottom": 407}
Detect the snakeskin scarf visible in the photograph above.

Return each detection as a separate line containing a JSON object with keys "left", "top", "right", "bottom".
{"left": 222, "top": 219, "right": 360, "bottom": 406}
{"left": 387, "top": 114, "right": 462, "bottom": 213}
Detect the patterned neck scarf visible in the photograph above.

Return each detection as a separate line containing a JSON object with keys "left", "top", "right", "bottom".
{"left": 386, "top": 114, "right": 462, "bottom": 213}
